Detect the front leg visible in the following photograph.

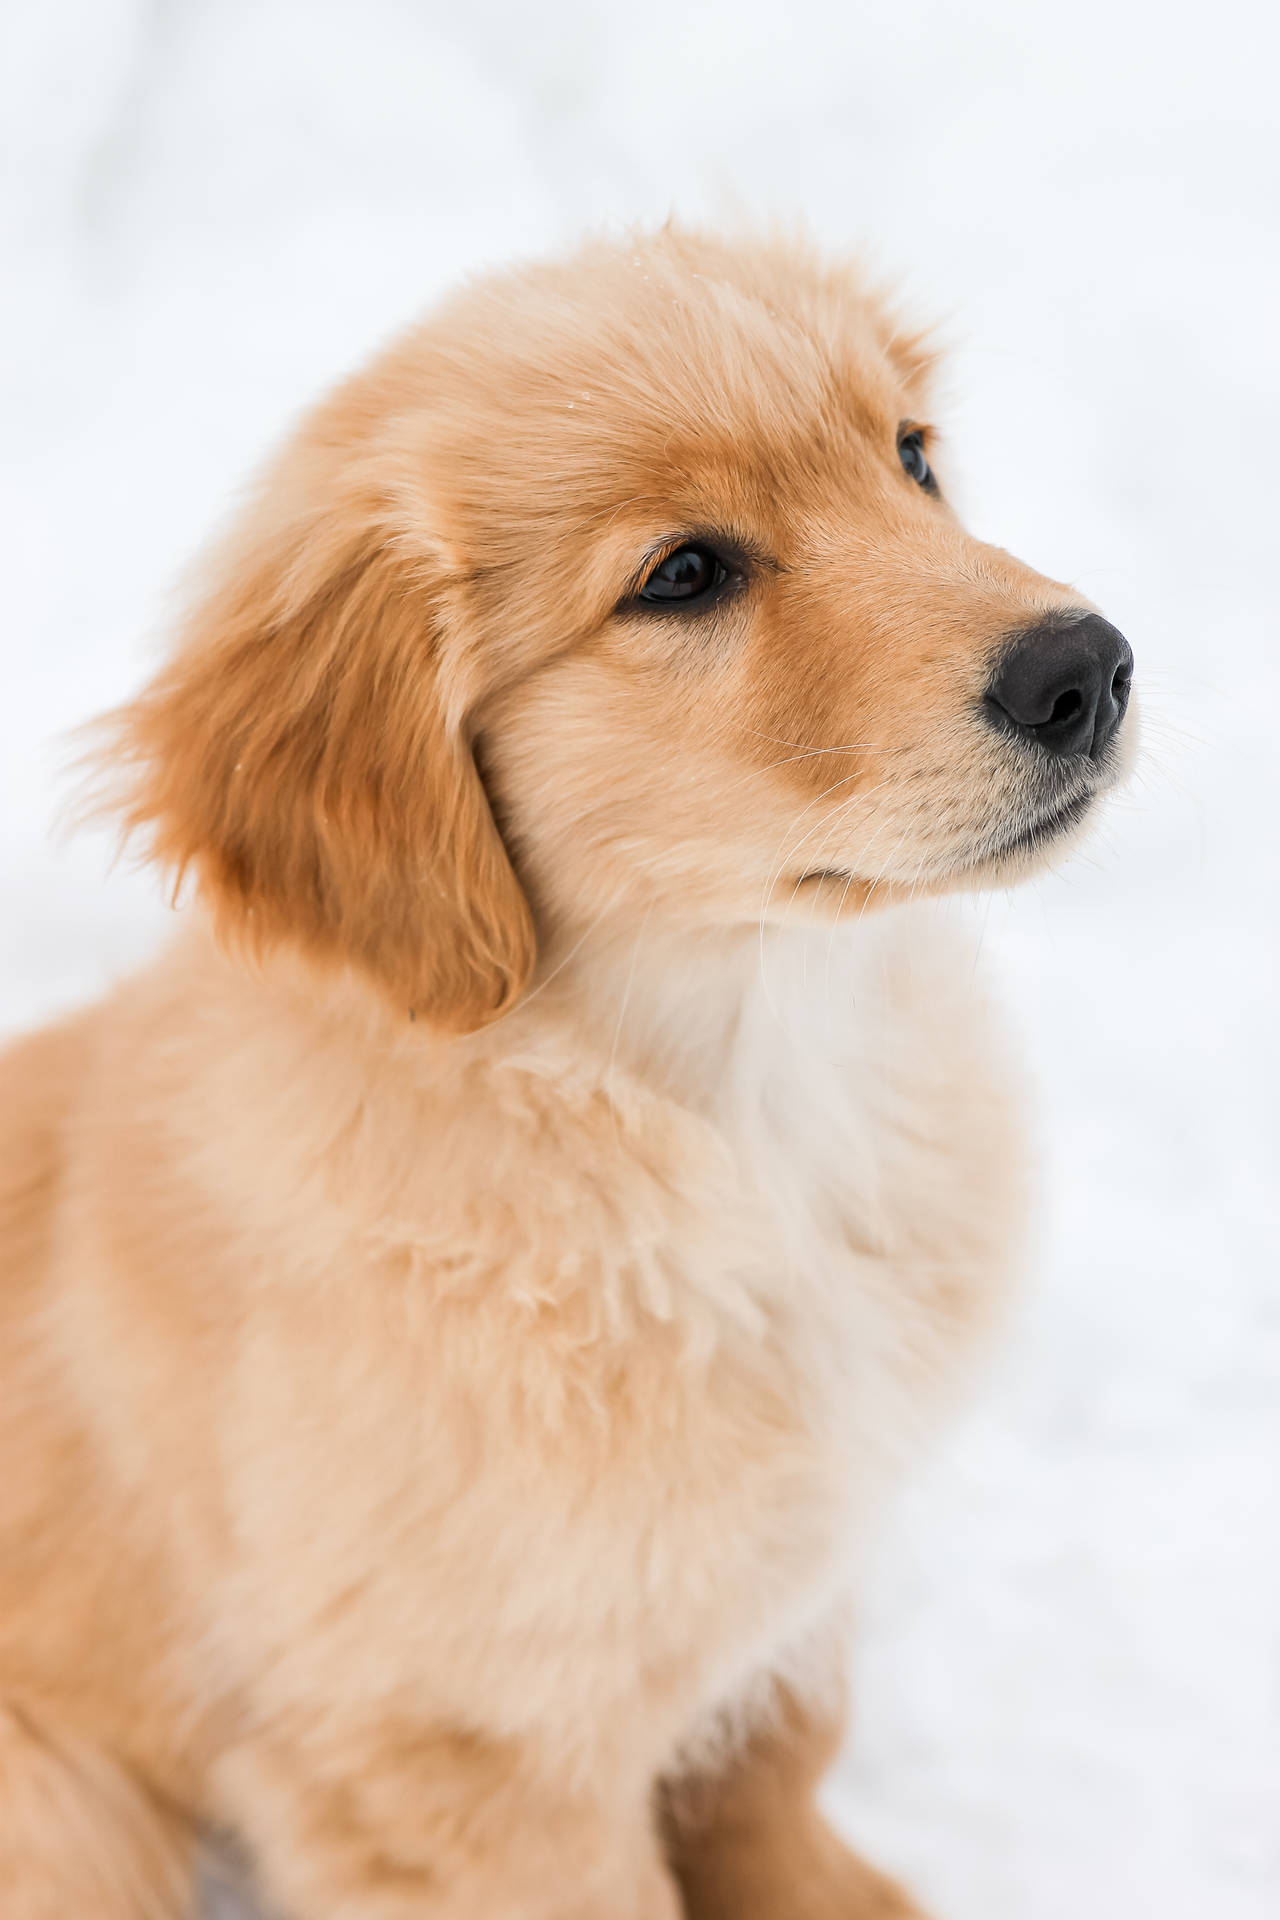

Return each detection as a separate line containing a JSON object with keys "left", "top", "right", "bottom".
{"left": 216, "top": 1721, "right": 681, "bottom": 1920}
{"left": 660, "top": 1679, "right": 929, "bottom": 1920}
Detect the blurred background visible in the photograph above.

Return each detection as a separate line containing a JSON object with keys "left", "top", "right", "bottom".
{"left": 2, "top": 3, "right": 1276, "bottom": 1917}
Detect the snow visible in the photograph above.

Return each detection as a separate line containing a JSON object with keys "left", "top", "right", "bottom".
{"left": 2, "top": 4, "right": 1276, "bottom": 1916}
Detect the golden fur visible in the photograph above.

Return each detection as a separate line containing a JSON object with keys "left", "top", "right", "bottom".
{"left": 0, "top": 227, "right": 1133, "bottom": 1917}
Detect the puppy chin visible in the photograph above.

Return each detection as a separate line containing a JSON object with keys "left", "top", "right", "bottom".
{"left": 795, "top": 787, "right": 1108, "bottom": 909}
{"left": 786, "top": 870, "right": 878, "bottom": 919}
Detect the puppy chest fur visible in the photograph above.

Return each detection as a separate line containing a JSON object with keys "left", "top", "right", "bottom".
{"left": 72, "top": 907, "right": 1025, "bottom": 1789}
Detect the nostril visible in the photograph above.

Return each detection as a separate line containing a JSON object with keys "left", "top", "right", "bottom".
{"left": 1112, "top": 663, "right": 1132, "bottom": 701}
{"left": 1048, "top": 689, "right": 1083, "bottom": 726}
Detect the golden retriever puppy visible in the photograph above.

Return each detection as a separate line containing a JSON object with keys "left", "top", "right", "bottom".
{"left": 0, "top": 226, "right": 1134, "bottom": 1919}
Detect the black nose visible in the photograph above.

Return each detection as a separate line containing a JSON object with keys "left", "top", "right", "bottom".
{"left": 985, "top": 613, "right": 1134, "bottom": 762}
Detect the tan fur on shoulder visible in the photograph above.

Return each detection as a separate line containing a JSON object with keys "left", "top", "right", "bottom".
{"left": 0, "top": 225, "right": 1133, "bottom": 1917}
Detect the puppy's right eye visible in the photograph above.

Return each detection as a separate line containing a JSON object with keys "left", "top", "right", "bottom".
{"left": 638, "top": 543, "right": 727, "bottom": 604}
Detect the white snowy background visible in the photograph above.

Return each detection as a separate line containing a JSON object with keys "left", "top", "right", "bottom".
{"left": 2, "top": 3, "right": 1277, "bottom": 1917}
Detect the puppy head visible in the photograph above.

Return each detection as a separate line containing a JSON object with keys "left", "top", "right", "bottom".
{"left": 104, "top": 226, "right": 1135, "bottom": 1029}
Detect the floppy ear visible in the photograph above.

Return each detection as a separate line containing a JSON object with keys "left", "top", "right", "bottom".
{"left": 99, "top": 498, "right": 535, "bottom": 1033}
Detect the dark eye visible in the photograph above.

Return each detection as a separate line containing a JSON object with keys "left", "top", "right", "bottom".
{"left": 897, "top": 429, "right": 936, "bottom": 492}
{"left": 638, "top": 543, "right": 727, "bottom": 604}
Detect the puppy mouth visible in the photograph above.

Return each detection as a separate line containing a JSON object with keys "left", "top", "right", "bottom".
{"left": 980, "top": 786, "right": 1097, "bottom": 861}
{"left": 798, "top": 787, "right": 1099, "bottom": 894}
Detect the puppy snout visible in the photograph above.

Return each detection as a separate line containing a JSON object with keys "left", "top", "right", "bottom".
{"left": 984, "top": 613, "right": 1133, "bottom": 762}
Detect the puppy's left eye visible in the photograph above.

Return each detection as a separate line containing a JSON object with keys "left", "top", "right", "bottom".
{"left": 897, "top": 429, "right": 936, "bottom": 492}
{"left": 638, "top": 543, "right": 727, "bottom": 604}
